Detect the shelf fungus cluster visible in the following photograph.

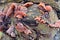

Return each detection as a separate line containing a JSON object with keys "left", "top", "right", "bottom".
{"left": 0, "top": 2, "right": 59, "bottom": 40}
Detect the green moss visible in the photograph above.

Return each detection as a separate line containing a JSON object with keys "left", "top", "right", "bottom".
{"left": 30, "top": 0, "right": 60, "bottom": 11}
